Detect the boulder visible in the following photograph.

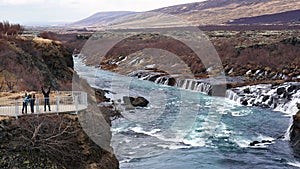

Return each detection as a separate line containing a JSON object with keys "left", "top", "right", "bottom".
{"left": 282, "top": 69, "right": 290, "bottom": 74}
{"left": 123, "top": 96, "right": 149, "bottom": 107}
{"left": 241, "top": 99, "right": 248, "bottom": 106}
{"left": 249, "top": 141, "right": 260, "bottom": 146}
{"left": 132, "top": 97, "right": 149, "bottom": 107}
{"left": 94, "top": 89, "right": 111, "bottom": 102}
{"left": 288, "top": 85, "right": 297, "bottom": 93}
{"left": 276, "top": 87, "right": 286, "bottom": 95}
{"left": 243, "top": 88, "right": 251, "bottom": 94}
{"left": 262, "top": 95, "right": 270, "bottom": 102}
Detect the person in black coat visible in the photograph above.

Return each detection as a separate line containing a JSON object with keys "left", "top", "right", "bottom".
{"left": 29, "top": 93, "right": 36, "bottom": 113}
{"left": 42, "top": 87, "right": 51, "bottom": 111}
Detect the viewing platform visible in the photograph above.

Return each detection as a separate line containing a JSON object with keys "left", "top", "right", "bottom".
{"left": 0, "top": 91, "right": 88, "bottom": 119}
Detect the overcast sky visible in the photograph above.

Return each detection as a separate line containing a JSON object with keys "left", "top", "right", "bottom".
{"left": 0, "top": 0, "right": 203, "bottom": 25}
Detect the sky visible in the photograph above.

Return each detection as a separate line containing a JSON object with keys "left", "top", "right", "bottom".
{"left": 0, "top": 0, "right": 204, "bottom": 25}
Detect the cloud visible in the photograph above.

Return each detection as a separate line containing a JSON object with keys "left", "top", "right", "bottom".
{"left": 0, "top": 0, "right": 41, "bottom": 5}
{"left": 0, "top": 0, "right": 204, "bottom": 24}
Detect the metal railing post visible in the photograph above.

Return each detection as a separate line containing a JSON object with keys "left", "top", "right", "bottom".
{"left": 56, "top": 96, "right": 60, "bottom": 115}
{"left": 75, "top": 95, "right": 78, "bottom": 114}
{"left": 36, "top": 98, "right": 39, "bottom": 115}
{"left": 15, "top": 100, "right": 19, "bottom": 119}
{"left": 85, "top": 92, "right": 88, "bottom": 106}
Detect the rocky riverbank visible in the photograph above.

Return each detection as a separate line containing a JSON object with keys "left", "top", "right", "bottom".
{"left": 290, "top": 104, "right": 300, "bottom": 158}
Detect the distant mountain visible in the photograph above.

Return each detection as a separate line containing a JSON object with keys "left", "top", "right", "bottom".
{"left": 151, "top": 0, "right": 300, "bottom": 25}
{"left": 226, "top": 9, "right": 300, "bottom": 25}
{"left": 72, "top": 0, "right": 300, "bottom": 28}
{"left": 70, "top": 11, "right": 135, "bottom": 27}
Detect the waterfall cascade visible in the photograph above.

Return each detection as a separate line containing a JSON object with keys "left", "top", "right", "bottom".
{"left": 224, "top": 83, "right": 300, "bottom": 115}
{"left": 129, "top": 70, "right": 213, "bottom": 94}
{"left": 175, "top": 79, "right": 211, "bottom": 94}
{"left": 129, "top": 70, "right": 300, "bottom": 115}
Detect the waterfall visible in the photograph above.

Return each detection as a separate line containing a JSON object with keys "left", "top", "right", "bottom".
{"left": 175, "top": 79, "right": 212, "bottom": 94}
{"left": 164, "top": 78, "right": 169, "bottom": 85}
{"left": 225, "top": 90, "right": 241, "bottom": 103}
{"left": 224, "top": 83, "right": 300, "bottom": 141}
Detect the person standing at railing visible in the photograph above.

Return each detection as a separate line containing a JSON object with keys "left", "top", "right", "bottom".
{"left": 42, "top": 87, "right": 51, "bottom": 112}
{"left": 29, "top": 93, "right": 36, "bottom": 113}
{"left": 22, "top": 93, "right": 29, "bottom": 114}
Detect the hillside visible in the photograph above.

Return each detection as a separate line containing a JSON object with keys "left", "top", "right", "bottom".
{"left": 72, "top": 0, "right": 300, "bottom": 28}
{"left": 0, "top": 35, "right": 74, "bottom": 91}
{"left": 70, "top": 11, "right": 135, "bottom": 27}
{"left": 152, "top": 0, "right": 300, "bottom": 25}
{"left": 226, "top": 9, "right": 300, "bottom": 25}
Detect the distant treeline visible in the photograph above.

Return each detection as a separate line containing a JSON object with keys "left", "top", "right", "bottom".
{"left": 0, "top": 21, "right": 24, "bottom": 36}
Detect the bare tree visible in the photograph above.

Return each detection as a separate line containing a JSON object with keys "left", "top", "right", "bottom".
{"left": 2, "top": 21, "right": 10, "bottom": 36}
{"left": 16, "top": 115, "right": 82, "bottom": 168}
{"left": 0, "top": 81, "right": 4, "bottom": 91}
{"left": 0, "top": 21, "right": 24, "bottom": 36}
{"left": 4, "top": 72, "right": 18, "bottom": 91}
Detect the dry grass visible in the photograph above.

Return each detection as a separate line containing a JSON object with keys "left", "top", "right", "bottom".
{"left": 33, "top": 37, "right": 53, "bottom": 44}
{"left": 0, "top": 116, "right": 11, "bottom": 121}
{"left": 0, "top": 91, "right": 73, "bottom": 101}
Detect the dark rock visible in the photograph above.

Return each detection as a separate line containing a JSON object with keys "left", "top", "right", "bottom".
{"left": 95, "top": 88, "right": 111, "bottom": 102}
{"left": 148, "top": 75, "right": 161, "bottom": 82}
{"left": 123, "top": 96, "right": 149, "bottom": 107}
{"left": 241, "top": 100, "right": 248, "bottom": 106}
{"left": 283, "top": 92, "right": 291, "bottom": 99}
{"left": 267, "top": 97, "right": 274, "bottom": 106}
{"left": 277, "top": 87, "right": 286, "bottom": 95}
{"left": 288, "top": 85, "right": 297, "bottom": 93}
{"left": 132, "top": 97, "right": 149, "bottom": 107}
{"left": 243, "top": 88, "right": 251, "bottom": 94}
{"left": 282, "top": 69, "right": 290, "bottom": 75}
{"left": 262, "top": 95, "right": 270, "bottom": 102}
{"left": 261, "top": 140, "right": 272, "bottom": 144}
{"left": 249, "top": 141, "right": 260, "bottom": 146}
{"left": 168, "top": 78, "right": 176, "bottom": 86}
{"left": 249, "top": 140, "right": 272, "bottom": 146}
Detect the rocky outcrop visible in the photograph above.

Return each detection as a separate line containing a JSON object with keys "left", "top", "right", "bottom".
{"left": 0, "top": 114, "right": 119, "bottom": 169}
{"left": 290, "top": 103, "right": 300, "bottom": 157}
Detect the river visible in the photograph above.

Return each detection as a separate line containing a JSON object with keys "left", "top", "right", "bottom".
{"left": 74, "top": 57, "right": 299, "bottom": 169}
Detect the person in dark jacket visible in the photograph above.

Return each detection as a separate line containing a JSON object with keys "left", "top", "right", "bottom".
{"left": 29, "top": 93, "right": 36, "bottom": 113}
{"left": 42, "top": 87, "right": 51, "bottom": 111}
{"left": 22, "top": 93, "right": 29, "bottom": 114}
